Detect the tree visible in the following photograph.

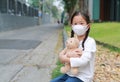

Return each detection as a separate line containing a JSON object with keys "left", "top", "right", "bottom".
{"left": 62, "top": 0, "right": 78, "bottom": 24}
{"left": 51, "top": 5, "right": 59, "bottom": 18}
{"left": 27, "top": 0, "right": 39, "bottom": 8}
{"left": 28, "top": 0, "right": 61, "bottom": 20}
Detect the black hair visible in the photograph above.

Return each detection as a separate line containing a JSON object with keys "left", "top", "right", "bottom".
{"left": 70, "top": 11, "right": 90, "bottom": 50}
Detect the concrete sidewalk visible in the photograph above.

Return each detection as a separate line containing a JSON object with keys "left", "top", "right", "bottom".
{"left": 0, "top": 24, "right": 64, "bottom": 82}
{"left": 13, "top": 25, "right": 63, "bottom": 82}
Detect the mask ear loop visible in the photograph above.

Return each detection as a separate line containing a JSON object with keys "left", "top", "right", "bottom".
{"left": 85, "top": 24, "right": 90, "bottom": 31}
{"left": 87, "top": 24, "right": 90, "bottom": 29}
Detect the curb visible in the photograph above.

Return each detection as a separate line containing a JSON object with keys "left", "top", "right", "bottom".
{"left": 96, "top": 40, "right": 120, "bottom": 53}
{"left": 62, "top": 29, "right": 68, "bottom": 48}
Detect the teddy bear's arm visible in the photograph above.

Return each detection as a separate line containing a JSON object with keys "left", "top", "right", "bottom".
{"left": 59, "top": 47, "right": 67, "bottom": 56}
{"left": 59, "top": 48, "right": 68, "bottom": 63}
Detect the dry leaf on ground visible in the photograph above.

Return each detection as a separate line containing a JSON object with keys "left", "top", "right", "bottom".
{"left": 94, "top": 45, "right": 120, "bottom": 82}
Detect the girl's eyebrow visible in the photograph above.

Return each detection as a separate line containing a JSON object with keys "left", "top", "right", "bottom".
{"left": 74, "top": 20, "right": 85, "bottom": 22}
{"left": 79, "top": 20, "right": 86, "bottom": 22}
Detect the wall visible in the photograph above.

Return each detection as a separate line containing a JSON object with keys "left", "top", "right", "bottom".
{"left": 93, "top": 0, "right": 100, "bottom": 21}
{"left": 0, "top": 13, "right": 38, "bottom": 32}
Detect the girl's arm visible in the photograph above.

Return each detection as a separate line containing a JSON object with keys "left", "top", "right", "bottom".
{"left": 70, "top": 51, "right": 94, "bottom": 67}
{"left": 70, "top": 38, "right": 96, "bottom": 67}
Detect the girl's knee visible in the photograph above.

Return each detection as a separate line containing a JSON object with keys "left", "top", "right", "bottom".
{"left": 50, "top": 79, "right": 57, "bottom": 82}
{"left": 50, "top": 77, "right": 60, "bottom": 82}
{"left": 66, "top": 77, "right": 83, "bottom": 82}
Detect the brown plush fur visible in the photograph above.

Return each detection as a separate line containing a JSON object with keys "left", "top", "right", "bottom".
{"left": 60, "top": 38, "right": 82, "bottom": 75}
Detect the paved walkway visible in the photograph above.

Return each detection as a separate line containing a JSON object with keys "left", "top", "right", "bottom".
{"left": 13, "top": 24, "right": 63, "bottom": 82}
{"left": 0, "top": 24, "right": 64, "bottom": 82}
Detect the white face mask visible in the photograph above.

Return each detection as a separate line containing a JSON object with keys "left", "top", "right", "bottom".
{"left": 72, "top": 25, "right": 88, "bottom": 36}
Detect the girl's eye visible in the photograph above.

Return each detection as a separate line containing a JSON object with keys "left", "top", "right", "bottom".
{"left": 74, "top": 23, "right": 77, "bottom": 25}
{"left": 80, "top": 23, "right": 84, "bottom": 25}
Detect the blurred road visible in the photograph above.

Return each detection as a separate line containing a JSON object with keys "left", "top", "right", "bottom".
{"left": 0, "top": 24, "right": 63, "bottom": 82}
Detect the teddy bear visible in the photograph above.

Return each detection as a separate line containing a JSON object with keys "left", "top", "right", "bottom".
{"left": 59, "top": 37, "right": 82, "bottom": 75}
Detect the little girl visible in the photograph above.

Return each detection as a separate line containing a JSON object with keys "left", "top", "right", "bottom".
{"left": 51, "top": 11, "right": 96, "bottom": 82}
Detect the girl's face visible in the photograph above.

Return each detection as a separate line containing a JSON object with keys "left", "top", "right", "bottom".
{"left": 72, "top": 15, "right": 87, "bottom": 26}
{"left": 71, "top": 15, "right": 90, "bottom": 36}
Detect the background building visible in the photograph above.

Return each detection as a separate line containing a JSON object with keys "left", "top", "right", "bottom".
{"left": 79, "top": 0, "right": 120, "bottom": 22}
{"left": 0, "top": 0, "right": 38, "bottom": 32}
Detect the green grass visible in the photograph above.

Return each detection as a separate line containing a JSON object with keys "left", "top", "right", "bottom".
{"left": 90, "top": 22, "right": 120, "bottom": 48}
{"left": 51, "top": 60, "right": 63, "bottom": 79}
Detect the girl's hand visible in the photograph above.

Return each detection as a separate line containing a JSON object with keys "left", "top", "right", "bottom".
{"left": 74, "top": 48, "right": 82, "bottom": 56}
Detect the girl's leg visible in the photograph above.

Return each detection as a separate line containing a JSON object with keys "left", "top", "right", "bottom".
{"left": 50, "top": 74, "right": 69, "bottom": 82}
{"left": 66, "top": 77, "right": 83, "bottom": 82}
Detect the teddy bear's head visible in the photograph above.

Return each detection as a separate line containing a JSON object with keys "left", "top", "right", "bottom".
{"left": 66, "top": 38, "right": 79, "bottom": 49}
